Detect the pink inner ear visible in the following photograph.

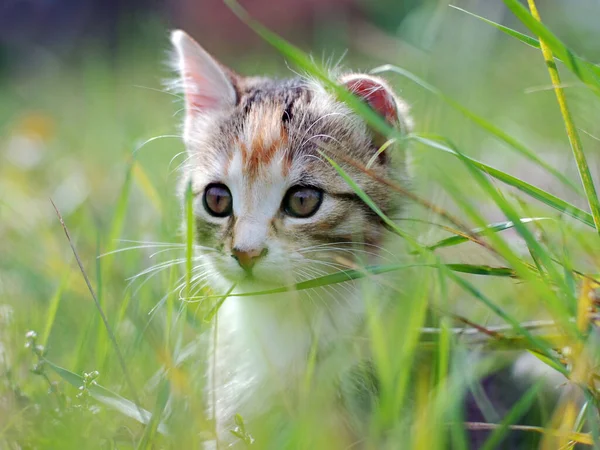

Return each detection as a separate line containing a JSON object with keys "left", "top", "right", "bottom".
{"left": 344, "top": 77, "right": 398, "bottom": 124}
{"left": 183, "top": 71, "right": 222, "bottom": 111}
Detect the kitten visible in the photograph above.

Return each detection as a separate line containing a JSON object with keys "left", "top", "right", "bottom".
{"left": 170, "top": 30, "right": 411, "bottom": 446}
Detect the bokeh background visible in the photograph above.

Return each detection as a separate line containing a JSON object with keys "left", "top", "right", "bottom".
{"left": 2, "top": 0, "right": 600, "bottom": 447}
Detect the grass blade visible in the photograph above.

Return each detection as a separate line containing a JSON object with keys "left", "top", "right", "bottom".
{"left": 519, "top": 0, "right": 600, "bottom": 235}
{"left": 480, "top": 380, "right": 544, "bottom": 450}
{"left": 107, "top": 161, "right": 134, "bottom": 256}
{"left": 502, "top": 0, "right": 600, "bottom": 93}
{"left": 452, "top": 3, "right": 600, "bottom": 84}
{"left": 414, "top": 135, "right": 595, "bottom": 228}
{"left": 203, "top": 283, "right": 236, "bottom": 322}
{"left": 136, "top": 380, "right": 171, "bottom": 448}
{"left": 50, "top": 200, "right": 146, "bottom": 423}
{"left": 447, "top": 273, "right": 565, "bottom": 372}
{"left": 427, "top": 218, "right": 553, "bottom": 251}
{"left": 44, "top": 359, "right": 165, "bottom": 433}
{"left": 322, "top": 151, "right": 566, "bottom": 361}
{"left": 41, "top": 271, "right": 70, "bottom": 347}
{"left": 187, "top": 263, "right": 514, "bottom": 300}
{"left": 132, "top": 161, "right": 163, "bottom": 215}
{"left": 184, "top": 181, "right": 194, "bottom": 300}
{"left": 371, "top": 65, "right": 582, "bottom": 195}
{"left": 464, "top": 422, "right": 594, "bottom": 446}
{"left": 450, "top": 6, "right": 540, "bottom": 49}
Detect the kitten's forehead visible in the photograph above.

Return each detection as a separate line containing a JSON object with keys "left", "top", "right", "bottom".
{"left": 187, "top": 76, "right": 385, "bottom": 196}
{"left": 225, "top": 79, "right": 321, "bottom": 182}
{"left": 238, "top": 102, "right": 290, "bottom": 180}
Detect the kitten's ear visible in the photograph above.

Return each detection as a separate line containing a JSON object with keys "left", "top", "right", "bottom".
{"left": 340, "top": 74, "right": 411, "bottom": 161}
{"left": 339, "top": 74, "right": 400, "bottom": 126}
{"left": 171, "top": 30, "right": 237, "bottom": 115}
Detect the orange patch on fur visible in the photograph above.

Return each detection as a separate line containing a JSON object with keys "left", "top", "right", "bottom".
{"left": 244, "top": 125, "right": 288, "bottom": 179}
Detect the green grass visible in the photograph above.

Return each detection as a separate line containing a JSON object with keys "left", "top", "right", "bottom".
{"left": 2, "top": 1, "right": 600, "bottom": 448}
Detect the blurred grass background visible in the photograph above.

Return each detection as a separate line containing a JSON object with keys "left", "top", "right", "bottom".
{"left": 2, "top": 0, "right": 600, "bottom": 448}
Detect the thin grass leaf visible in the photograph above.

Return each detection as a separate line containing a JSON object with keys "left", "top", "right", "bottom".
{"left": 323, "top": 151, "right": 565, "bottom": 360}
{"left": 132, "top": 161, "right": 163, "bottom": 215}
{"left": 463, "top": 422, "right": 594, "bottom": 446}
{"left": 184, "top": 181, "right": 194, "bottom": 300}
{"left": 450, "top": 5, "right": 540, "bottom": 48}
{"left": 203, "top": 283, "right": 236, "bottom": 322}
{"left": 448, "top": 274, "right": 566, "bottom": 373}
{"left": 448, "top": 138, "right": 575, "bottom": 309}
{"left": 50, "top": 200, "right": 146, "bottom": 422}
{"left": 446, "top": 264, "right": 516, "bottom": 277}
{"left": 427, "top": 218, "right": 552, "bottom": 251}
{"left": 319, "top": 152, "right": 421, "bottom": 248}
{"left": 480, "top": 380, "right": 545, "bottom": 450}
{"left": 136, "top": 379, "right": 170, "bottom": 449}
{"left": 520, "top": 0, "right": 600, "bottom": 235}
{"left": 414, "top": 135, "right": 595, "bottom": 228}
{"left": 391, "top": 271, "right": 431, "bottom": 421}
{"left": 502, "top": 0, "right": 600, "bottom": 91}
{"left": 437, "top": 318, "right": 451, "bottom": 391}
{"left": 371, "top": 65, "right": 582, "bottom": 194}
{"left": 95, "top": 240, "right": 109, "bottom": 372}
{"left": 187, "top": 263, "right": 513, "bottom": 300}
{"left": 452, "top": 2, "right": 600, "bottom": 86}
{"left": 41, "top": 271, "right": 70, "bottom": 346}
{"left": 526, "top": 350, "right": 568, "bottom": 380}
{"left": 44, "top": 359, "right": 166, "bottom": 434}
{"left": 107, "top": 161, "right": 134, "bottom": 255}
{"left": 438, "top": 172, "right": 580, "bottom": 341}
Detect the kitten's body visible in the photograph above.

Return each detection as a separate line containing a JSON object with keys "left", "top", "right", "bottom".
{"left": 170, "top": 31, "right": 410, "bottom": 446}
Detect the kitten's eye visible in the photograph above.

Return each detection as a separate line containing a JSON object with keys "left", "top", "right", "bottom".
{"left": 282, "top": 186, "right": 323, "bottom": 218}
{"left": 203, "top": 183, "right": 233, "bottom": 217}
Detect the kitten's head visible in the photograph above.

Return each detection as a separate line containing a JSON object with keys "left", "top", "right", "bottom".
{"left": 171, "top": 30, "right": 411, "bottom": 289}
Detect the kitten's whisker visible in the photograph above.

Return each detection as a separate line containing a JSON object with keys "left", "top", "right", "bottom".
{"left": 180, "top": 271, "right": 218, "bottom": 302}
{"left": 301, "top": 134, "right": 343, "bottom": 151}
{"left": 300, "top": 247, "right": 391, "bottom": 262}
{"left": 146, "top": 274, "right": 188, "bottom": 326}
{"left": 189, "top": 272, "right": 213, "bottom": 293}
{"left": 128, "top": 258, "right": 188, "bottom": 281}
{"left": 170, "top": 153, "right": 195, "bottom": 175}
{"left": 291, "top": 112, "right": 349, "bottom": 150}
{"left": 110, "top": 239, "right": 217, "bottom": 254}
{"left": 302, "top": 258, "right": 355, "bottom": 271}
{"left": 299, "top": 241, "right": 385, "bottom": 251}
{"left": 114, "top": 239, "right": 186, "bottom": 246}
{"left": 303, "top": 267, "right": 353, "bottom": 310}
{"left": 98, "top": 244, "right": 180, "bottom": 258}
{"left": 300, "top": 259, "right": 363, "bottom": 290}
{"left": 300, "top": 267, "right": 340, "bottom": 318}
{"left": 133, "top": 134, "right": 182, "bottom": 155}
{"left": 128, "top": 257, "right": 208, "bottom": 283}
{"left": 130, "top": 265, "right": 187, "bottom": 301}
{"left": 295, "top": 268, "right": 318, "bottom": 284}
{"left": 168, "top": 150, "right": 189, "bottom": 173}
{"left": 133, "top": 84, "right": 183, "bottom": 99}
{"left": 298, "top": 241, "right": 397, "bottom": 260}
{"left": 128, "top": 263, "right": 206, "bottom": 298}
{"left": 148, "top": 247, "right": 188, "bottom": 259}
{"left": 301, "top": 266, "right": 355, "bottom": 299}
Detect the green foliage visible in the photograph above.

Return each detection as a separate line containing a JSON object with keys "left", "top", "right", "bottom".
{"left": 2, "top": 1, "right": 600, "bottom": 448}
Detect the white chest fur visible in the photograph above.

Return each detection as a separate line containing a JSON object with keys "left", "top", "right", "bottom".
{"left": 207, "top": 286, "right": 365, "bottom": 439}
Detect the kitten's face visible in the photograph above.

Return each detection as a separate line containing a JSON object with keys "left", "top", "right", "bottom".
{"left": 171, "top": 31, "right": 409, "bottom": 289}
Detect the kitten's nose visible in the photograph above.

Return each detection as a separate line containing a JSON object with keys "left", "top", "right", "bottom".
{"left": 231, "top": 247, "right": 267, "bottom": 272}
